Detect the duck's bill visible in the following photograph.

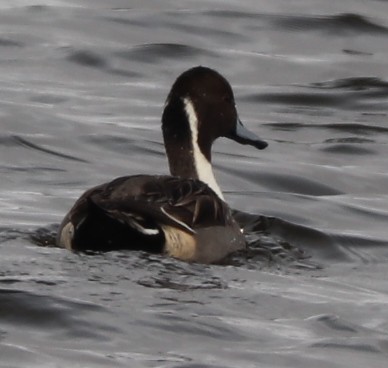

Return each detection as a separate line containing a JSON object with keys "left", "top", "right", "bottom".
{"left": 227, "top": 119, "right": 268, "bottom": 150}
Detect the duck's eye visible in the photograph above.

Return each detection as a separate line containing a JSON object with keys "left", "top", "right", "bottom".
{"left": 223, "top": 96, "right": 232, "bottom": 103}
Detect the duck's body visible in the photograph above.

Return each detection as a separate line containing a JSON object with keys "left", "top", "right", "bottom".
{"left": 58, "top": 175, "right": 245, "bottom": 263}
{"left": 57, "top": 66, "right": 267, "bottom": 263}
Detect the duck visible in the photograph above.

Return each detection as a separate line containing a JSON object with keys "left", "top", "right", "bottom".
{"left": 57, "top": 66, "right": 268, "bottom": 263}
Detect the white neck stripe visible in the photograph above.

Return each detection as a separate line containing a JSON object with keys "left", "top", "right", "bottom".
{"left": 183, "top": 98, "right": 224, "bottom": 200}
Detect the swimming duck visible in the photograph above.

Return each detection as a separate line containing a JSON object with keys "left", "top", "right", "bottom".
{"left": 57, "top": 66, "right": 267, "bottom": 263}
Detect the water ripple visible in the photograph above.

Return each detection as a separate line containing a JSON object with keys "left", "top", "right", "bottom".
{"left": 274, "top": 13, "right": 388, "bottom": 35}
{"left": 10, "top": 135, "right": 89, "bottom": 163}
{"left": 115, "top": 43, "right": 216, "bottom": 63}
{"left": 243, "top": 77, "right": 388, "bottom": 111}
{"left": 0, "top": 38, "right": 23, "bottom": 47}
{"left": 265, "top": 122, "right": 388, "bottom": 135}
{"left": 312, "top": 77, "right": 388, "bottom": 90}
{"left": 67, "top": 50, "right": 108, "bottom": 69}
{"left": 0, "top": 289, "right": 121, "bottom": 340}
{"left": 65, "top": 48, "right": 139, "bottom": 77}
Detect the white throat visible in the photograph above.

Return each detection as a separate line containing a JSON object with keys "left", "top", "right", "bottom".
{"left": 183, "top": 98, "right": 224, "bottom": 200}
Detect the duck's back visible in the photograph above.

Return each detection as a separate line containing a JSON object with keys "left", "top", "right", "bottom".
{"left": 57, "top": 175, "right": 246, "bottom": 263}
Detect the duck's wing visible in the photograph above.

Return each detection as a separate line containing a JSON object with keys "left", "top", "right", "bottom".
{"left": 85, "top": 175, "right": 232, "bottom": 235}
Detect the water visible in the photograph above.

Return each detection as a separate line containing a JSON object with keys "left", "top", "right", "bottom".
{"left": 1, "top": 1, "right": 388, "bottom": 367}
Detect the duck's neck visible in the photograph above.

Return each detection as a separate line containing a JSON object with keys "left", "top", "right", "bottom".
{"left": 162, "top": 97, "right": 224, "bottom": 200}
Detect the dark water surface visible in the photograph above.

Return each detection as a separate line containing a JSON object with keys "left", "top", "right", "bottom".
{"left": 1, "top": 1, "right": 388, "bottom": 367}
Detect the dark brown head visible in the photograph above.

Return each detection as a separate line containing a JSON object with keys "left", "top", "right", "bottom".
{"left": 163, "top": 66, "right": 267, "bottom": 158}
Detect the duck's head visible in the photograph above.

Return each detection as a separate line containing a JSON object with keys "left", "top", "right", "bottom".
{"left": 162, "top": 66, "right": 268, "bottom": 199}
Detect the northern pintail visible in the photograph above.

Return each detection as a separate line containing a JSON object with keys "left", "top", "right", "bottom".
{"left": 57, "top": 66, "right": 268, "bottom": 263}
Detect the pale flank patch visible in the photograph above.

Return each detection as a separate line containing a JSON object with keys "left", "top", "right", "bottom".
{"left": 59, "top": 222, "right": 75, "bottom": 250}
{"left": 183, "top": 98, "right": 224, "bottom": 200}
{"left": 162, "top": 225, "right": 197, "bottom": 261}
